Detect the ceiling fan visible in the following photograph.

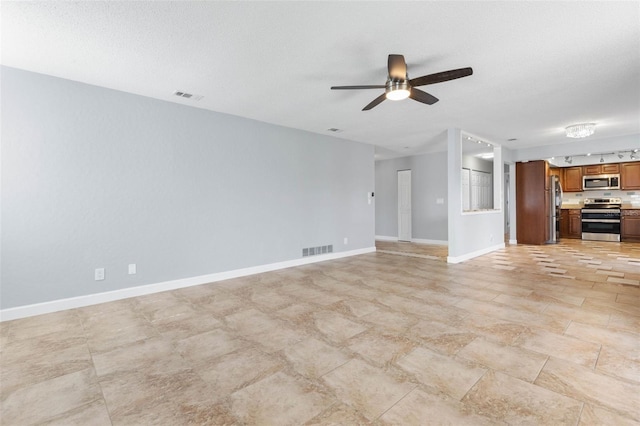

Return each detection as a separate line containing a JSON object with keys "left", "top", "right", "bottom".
{"left": 331, "top": 54, "right": 473, "bottom": 111}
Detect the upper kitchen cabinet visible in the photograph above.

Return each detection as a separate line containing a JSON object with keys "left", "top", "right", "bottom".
{"left": 563, "top": 166, "right": 583, "bottom": 192}
{"left": 583, "top": 164, "right": 620, "bottom": 175}
{"left": 621, "top": 161, "right": 640, "bottom": 189}
{"left": 602, "top": 163, "right": 621, "bottom": 174}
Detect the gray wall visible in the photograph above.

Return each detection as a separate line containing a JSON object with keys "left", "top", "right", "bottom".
{"left": 448, "top": 128, "right": 504, "bottom": 260}
{"left": 1, "top": 66, "right": 375, "bottom": 309}
{"left": 374, "top": 151, "right": 448, "bottom": 241}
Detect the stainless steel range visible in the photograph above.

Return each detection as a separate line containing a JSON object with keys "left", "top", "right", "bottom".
{"left": 581, "top": 197, "right": 622, "bottom": 242}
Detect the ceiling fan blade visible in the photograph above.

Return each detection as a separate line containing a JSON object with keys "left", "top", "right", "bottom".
{"left": 388, "top": 54, "right": 407, "bottom": 80}
{"left": 409, "top": 88, "right": 439, "bottom": 105}
{"left": 362, "top": 93, "right": 387, "bottom": 111}
{"left": 331, "top": 85, "right": 386, "bottom": 90}
{"left": 409, "top": 67, "right": 473, "bottom": 87}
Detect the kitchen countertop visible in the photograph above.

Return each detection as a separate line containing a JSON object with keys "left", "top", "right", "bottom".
{"left": 561, "top": 204, "right": 640, "bottom": 209}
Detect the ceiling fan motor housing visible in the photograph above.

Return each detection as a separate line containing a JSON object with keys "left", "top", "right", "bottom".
{"left": 385, "top": 79, "right": 410, "bottom": 93}
{"left": 385, "top": 79, "right": 411, "bottom": 100}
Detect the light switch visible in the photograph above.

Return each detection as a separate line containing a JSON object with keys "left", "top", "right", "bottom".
{"left": 436, "top": 198, "right": 444, "bottom": 204}
{"left": 128, "top": 264, "right": 136, "bottom": 275}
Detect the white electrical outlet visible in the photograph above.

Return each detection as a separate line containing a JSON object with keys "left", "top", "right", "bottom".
{"left": 343, "top": 237, "right": 348, "bottom": 245}
{"left": 128, "top": 264, "right": 136, "bottom": 275}
{"left": 436, "top": 198, "right": 444, "bottom": 204}
{"left": 95, "top": 268, "right": 105, "bottom": 281}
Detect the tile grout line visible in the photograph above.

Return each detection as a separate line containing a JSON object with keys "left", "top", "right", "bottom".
{"left": 592, "top": 344, "right": 603, "bottom": 371}
{"left": 374, "top": 384, "right": 418, "bottom": 421}
{"left": 458, "top": 367, "right": 489, "bottom": 403}
{"left": 574, "top": 402, "right": 586, "bottom": 426}
{"left": 80, "top": 314, "right": 115, "bottom": 426}
{"left": 531, "top": 355, "right": 550, "bottom": 385}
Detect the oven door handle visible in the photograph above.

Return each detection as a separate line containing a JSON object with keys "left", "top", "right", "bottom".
{"left": 582, "top": 219, "right": 621, "bottom": 223}
{"left": 581, "top": 209, "right": 621, "bottom": 213}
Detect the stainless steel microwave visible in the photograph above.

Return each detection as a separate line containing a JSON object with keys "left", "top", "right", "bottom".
{"left": 582, "top": 174, "right": 620, "bottom": 191}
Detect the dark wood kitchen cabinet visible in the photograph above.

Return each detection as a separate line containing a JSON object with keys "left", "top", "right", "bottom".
{"left": 583, "top": 164, "right": 620, "bottom": 175}
{"left": 621, "top": 210, "right": 640, "bottom": 242}
{"left": 602, "top": 163, "right": 621, "bottom": 174}
{"left": 559, "top": 210, "right": 570, "bottom": 237}
{"left": 560, "top": 209, "right": 581, "bottom": 239}
{"left": 569, "top": 210, "right": 582, "bottom": 238}
{"left": 563, "top": 167, "right": 583, "bottom": 192}
{"left": 516, "top": 160, "right": 549, "bottom": 244}
{"left": 621, "top": 162, "right": 640, "bottom": 190}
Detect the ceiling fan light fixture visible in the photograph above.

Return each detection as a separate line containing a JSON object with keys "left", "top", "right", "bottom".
{"left": 385, "top": 80, "right": 410, "bottom": 101}
{"left": 385, "top": 89, "right": 410, "bottom": 101}
{"left": 565, "top": 123, "right": 595, "bottom": 138}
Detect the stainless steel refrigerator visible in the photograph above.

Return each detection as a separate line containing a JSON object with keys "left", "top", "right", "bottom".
{"left": 548, "top": 175, "right": 563, "bottom": 243}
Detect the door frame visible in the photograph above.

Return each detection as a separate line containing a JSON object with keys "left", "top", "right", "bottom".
{"left": 397, "top": 169, "right": 412, "bottom": 242}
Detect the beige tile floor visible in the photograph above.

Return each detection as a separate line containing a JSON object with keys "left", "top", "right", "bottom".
{"left": 1, "top": 240, "right": 639, "bottom": 425}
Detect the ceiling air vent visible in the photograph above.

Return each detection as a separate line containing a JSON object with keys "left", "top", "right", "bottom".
{"left": 173, "top": 91, "right": 203, "bottom": 101}
{"left": 327, "top": 128, "right": 342, "bottom": 133}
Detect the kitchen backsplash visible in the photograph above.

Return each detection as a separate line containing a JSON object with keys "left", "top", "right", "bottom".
{"left": 563, "top": 189, "right": 640, "bottom": 207}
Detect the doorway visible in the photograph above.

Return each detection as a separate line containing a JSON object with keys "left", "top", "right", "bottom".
{"left": 504, "top": 167, "right": 510, "bottom": 241}
{"left": 398, "top": 169, "right": 412, "bottom": 241}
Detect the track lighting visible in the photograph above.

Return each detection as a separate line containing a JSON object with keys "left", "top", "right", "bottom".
{"left": 560, "top": 151, "right": 636, "bottom": 163}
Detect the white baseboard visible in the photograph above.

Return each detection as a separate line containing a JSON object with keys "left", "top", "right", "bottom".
{"left": 446, "top": 242, "right": 506, "bottom": 264}
{"left": 0, "top": 247, "right": 376, "bottom": 322}
{"left": 509, "top": 239, "right": 518, "bottom": 245}
{"left": 375, "top": 235, "right": 448, "bottom": 246}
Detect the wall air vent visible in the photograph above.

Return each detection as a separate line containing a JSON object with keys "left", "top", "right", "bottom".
{"left": 173, "top": 91, "right": 203, "bottom": 101}
{"left": 302, "top": 244, "right": 333, "bottom": 257}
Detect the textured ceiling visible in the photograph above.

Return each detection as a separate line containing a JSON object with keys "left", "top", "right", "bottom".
{"left": 2, "top": 1, "right": 639, "bottom": 159}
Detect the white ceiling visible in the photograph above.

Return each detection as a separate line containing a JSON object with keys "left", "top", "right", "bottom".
{"left": 2, "top": 1, "right": 639, "bottom": 159}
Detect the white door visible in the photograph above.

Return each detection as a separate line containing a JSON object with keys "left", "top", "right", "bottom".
{"left": 398, "top": 170, "right": 412, "bottom": 241}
